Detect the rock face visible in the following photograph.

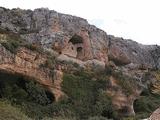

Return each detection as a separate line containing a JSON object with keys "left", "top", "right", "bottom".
{"left": 0, "top": 45, "right": 64, "bottom": 101}
{"left": 107, "top": 74, "right": 142, "bottom": 117}
{"left": 149, "top": 108, "right": 160, "bottom": 120}
{"left": 1, "top": 7, "right": 160, "bottom": 68}
{"left": 108, "top": 35, "right": 159, "bottom": 68}
{"left": 0, "top": 7, "right": 160, "bottom": 117}
{"left": 0, "top": 7, "right": 109, "bottom": 63}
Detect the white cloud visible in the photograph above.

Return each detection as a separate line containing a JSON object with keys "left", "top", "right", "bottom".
{"left": 0, "top": 0, "right": 160, "bottom": 45}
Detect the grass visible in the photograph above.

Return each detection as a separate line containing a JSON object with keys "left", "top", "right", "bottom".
{"left": 0, "top": 100, "right": 32, "bottom": 120}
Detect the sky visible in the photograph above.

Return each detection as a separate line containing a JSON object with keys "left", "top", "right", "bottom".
{"left": 1, "top": 0, "right": 160, "bottom": 45}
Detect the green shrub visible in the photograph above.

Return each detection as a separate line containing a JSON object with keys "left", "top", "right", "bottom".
{"left": 62, "top": 71, "right": 116, "bottom": 119}
{"left": 24, "top": 43, "right": 44, "bottom": 53}
{"left": 0, "top": 32, "right": 46, "bottom": 54}
{"left": 0, "top": 72, "right": 56, "bottom": 119}
{"left": 0, "top": 64, "right": 118, "bottom": 119}
{"left": 62, "top": 73, "right": 95, "bottom": 119}
{"left": 26, "top": 81, "right": 51, "bottom": 105}
{"left": 93, "top": 90, "right": 118, "bottom": 119}
{"left": 134, "top": 90, "right": 160, "bottom": 119}
{"left": 0, "top": 34, "right": 24, "bottom": 53}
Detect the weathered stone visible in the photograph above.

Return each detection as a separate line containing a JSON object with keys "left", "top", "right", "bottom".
{"left": 84, "top": 59, "right": 106, "bottom": 71}
{"left": 0, "top": 46, "right": 63, "bottom": 101}
{"left": 1, "top": 7, "right": 160, "bottom": 117}
{"left": 107, "top": 76, "right": 142, "bottom": 117}
{"left": 0, "top": 7, "right": 109, "bottom": 63}
{"left": 149, "top": 108, "right": 160, "bottom": 120}
{"left": 108, "top": 35, "right": 160, "bottom": 69}
{"left": 108, "top": 45, "right": 131, "bottom": 65}
{"left": 52, "top": 64, "right": 65, "bottom": 101}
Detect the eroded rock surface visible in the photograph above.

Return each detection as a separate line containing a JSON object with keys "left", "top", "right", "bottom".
{"left": 0, "top": 7, "right": 109, "bottom": 63}
{"left": 108, "top": 35, "right": 158, "bottom": 68}
{"left": 0, "top": 45, "right": 64, "bottom": 101}
{"left": 0, "top": 7, "right": 160, "bottom": 117}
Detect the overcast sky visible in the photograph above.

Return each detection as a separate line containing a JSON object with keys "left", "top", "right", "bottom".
{"left": 1, "top": 0, "right": 160, "bottom": 45}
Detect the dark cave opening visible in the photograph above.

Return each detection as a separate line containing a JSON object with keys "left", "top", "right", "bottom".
{"left": 0, "top": 71, "right": 55, "bottom": 104}
{"left": 45, "top": 90, "right": 55, "bottom": 102}
{"left": 69, "top": 34, "right": 83, "bottom": 44}
{"left": 69, "top": 34, "right": 84, "bottom": 59}
{"left": 76, "top": 47, "right": 83, "bottom": 58}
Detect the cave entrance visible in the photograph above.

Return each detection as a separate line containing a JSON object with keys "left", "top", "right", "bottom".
{"left": 69, "top": 34, "right": 84, "bottom": 59}
{"left": 76, "top": 47, "right": 83, "bottom": 59}
{"left": 0, "top": 71, "right": 55, "bottom": 104}
{"left": 69, "top": 34, "right": 83, "bottom": 45}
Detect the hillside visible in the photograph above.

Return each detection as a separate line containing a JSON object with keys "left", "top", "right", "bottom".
{"left": 0, "top": 7, "right": 160, "bottom": 120}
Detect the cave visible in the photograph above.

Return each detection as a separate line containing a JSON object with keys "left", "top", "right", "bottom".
{"left": 69, "top": 34, "right": 83, "bottom": 44}
{"left": 0, "top": 71, "right": 55, "bottom": 104}
{"left": 69, "top": 34, "right": 84, "bottom": 59}
{"left": 76, "top": 47, "right": 83, "bottom": 58}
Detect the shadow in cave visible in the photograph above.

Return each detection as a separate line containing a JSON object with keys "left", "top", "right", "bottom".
{"left": 69, "top": 34, "right": 84, "bottom": 59}
{"left": 69, "top": 34, "right": 83, "bottom": 45}
{"left": 0, "top": 71, "right": 55, "bottom": 104}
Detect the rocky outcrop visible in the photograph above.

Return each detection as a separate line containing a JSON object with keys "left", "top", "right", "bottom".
{"left": 0, "top": 7, "right": 109, "bottom": 63}
{"left": 149, "top": 108, "right": 160, "bottom": 120}
{"left": 1, "top": 7, "right": 160, "bottom": 69}
{"left": 107, "top": 75, "right": 142, "bottom": 117}
{"left": 0, "top": 7, "right": 160, "bottom": 117}
{"left": 108, "top": 44, "right": 131, "bottom": 65}
{"left": 108, "top": 35, "right": 158, "bottom": 69}
{"left": 0, "top": 44, "right": 65, "bottom": 101}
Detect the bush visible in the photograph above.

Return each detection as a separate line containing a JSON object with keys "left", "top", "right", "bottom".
{"left": 93, "top": 90, "right": 118, "bottom": 119}
{"left": 26, "top": 81, "right": 52, "bottom": 105}
{"left": 0, "top": 33, "right": 24, "bottom": 53}
{"left": 62, "top": 71, "right": 116, "bottom": 119}
{"left": 134, "top": 90, "right": 160, "bottom": 119}
{"left": 24, "top": 43, "right": 44, "bottom": 53}
{"left": 0, "top": 33, "right": 45, "bottom": 54}
{"left": 0, "top": 65, "right": 117, "bottom": 119}
{"left": 0, "top": 72, "right": 56, "bottom": 119}
{"left": 62, "top": 73, "right": 95, "bottom": 119}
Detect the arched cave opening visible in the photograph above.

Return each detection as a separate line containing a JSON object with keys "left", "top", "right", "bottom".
{"left": 0, "top": 71, "right": 55, "bottom": 104}
{"left": 69, "top": 34, "right": 84, "bottom": 58}
{"left": 69, "top": 34, "right": 83, "bottom": 44}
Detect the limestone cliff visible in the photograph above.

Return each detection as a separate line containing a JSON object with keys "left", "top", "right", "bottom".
{"left": 0, "top": 7, "right": 160, "bottom": 118}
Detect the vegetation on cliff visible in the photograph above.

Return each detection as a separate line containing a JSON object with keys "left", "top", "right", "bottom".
{"left": 0, "top": 70, "right": 117, "bottom": 120}
{"left": 1, "top": 64, "right": 160, "bottom": 120}
{"left": 1, "top": 7, "right": 160, "bottom": 120}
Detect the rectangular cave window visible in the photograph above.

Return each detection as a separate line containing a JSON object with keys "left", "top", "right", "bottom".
{"left": 76, "top": 47, "right": 83, "bottom": 58}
